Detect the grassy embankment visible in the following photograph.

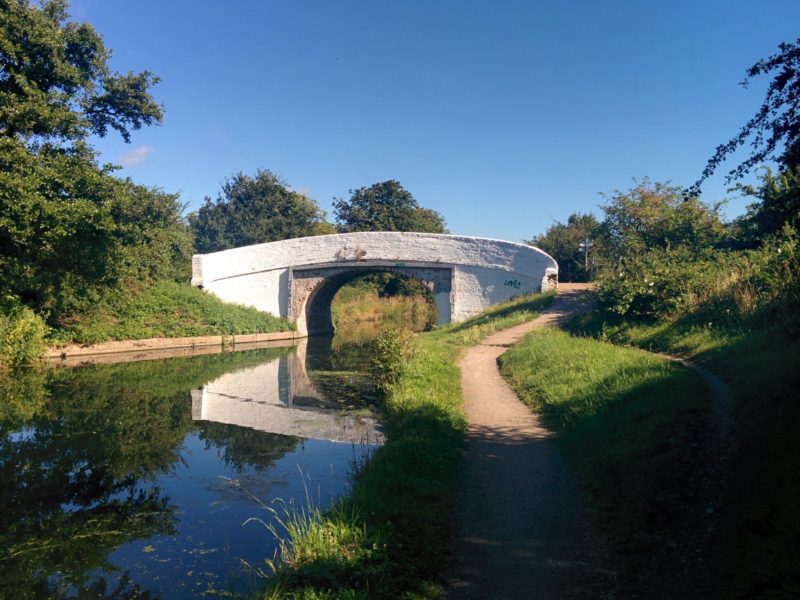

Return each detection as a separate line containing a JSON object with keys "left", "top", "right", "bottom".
{"left": 500, "top": 328, "right": 712, "bottom": 596}
{"left": 255, "top": 293, "right": 554, "bottom": 599}
{"left": 563, "top": 308, "right": 800, "bottom": 598}
{"left": 47, "top": 280, "right": 292, "bottom": 345}
{"left": 499, "top": 269, "right": 799, "bottom": 597}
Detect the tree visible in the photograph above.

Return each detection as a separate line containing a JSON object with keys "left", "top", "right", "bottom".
{"left": 0, "top": 139, "right": 192, "bottom": 319}
{"left": 0, "top": 0, "right": 162, "bottom": 144}
{"left": 527, "top": 213, "right": 602, "bottom": 282}
{"left": 188, "top": 170, "right": 332, "bottom": 253}
{"left": 0, "top": 1, "right": 185, "bottom": 322}
{"left": 693, "top": 38, "right": 800, "bottom": 192}
{"left": 599, "top": 179, "right": 727, "bottom": 261}
{"left": 333, "top": 180, "right": 447, "bottom": 233}
{"left": 733, "top": 165, "right": 800, "bottom": 244}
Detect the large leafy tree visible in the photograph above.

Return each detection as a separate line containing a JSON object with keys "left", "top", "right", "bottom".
{"left": 0, "top": 0, "right": 189, "bottom": 320}
{"left": 599, "top": 179, "right": 727, "bottom": 261}
{"left": 527, "top": 213, "right": 602, "bottom": 282}
{"left": 331, "top": 180, "right": 445, "bottom": 304}
{"left": 595, "top": 180, "right": 729, "bottom": 320}
{"left": 694, "top": 38, "right": 800, "bottom": 192}
{"left": 333, "top": 180, "right": 447, "bottom": 233}
{"left": 188, "top": 170, "right": 333, "bottom": 253}
{"left": 0, "top": 0, "right": 162, "bottom": 143}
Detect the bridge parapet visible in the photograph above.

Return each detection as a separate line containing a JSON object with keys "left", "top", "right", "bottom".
{"left": 192, "top": 232, "right": 557, "bottom": 336}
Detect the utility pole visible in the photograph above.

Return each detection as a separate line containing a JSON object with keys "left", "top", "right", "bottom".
{"left": 579, "top": 237, "right": 594, "bottom": 281}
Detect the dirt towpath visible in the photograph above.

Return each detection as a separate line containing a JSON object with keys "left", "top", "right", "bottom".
{"left": 447, "top": 284, "right": 615, "bottom": 599}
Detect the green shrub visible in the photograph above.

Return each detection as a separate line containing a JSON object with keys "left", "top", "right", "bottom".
{"left": 0, "top": 298, "right": 48, "bottom": 367}
{"left": 596, "top": 246, "right": 711, "bottom": 319}
{"left": 596, "top": 226, "right": 800, "bottom": 324}
{"left": 369, "top": 328, "right": 418, "bottom": 393}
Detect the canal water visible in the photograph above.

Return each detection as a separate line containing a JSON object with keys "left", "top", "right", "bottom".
{"left": 0, "top": 335, "right": 382, "bottom": 599}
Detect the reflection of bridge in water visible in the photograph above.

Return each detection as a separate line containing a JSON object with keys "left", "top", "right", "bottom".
{"left": 191, "top": 338, "right": 384, "bottom": 444}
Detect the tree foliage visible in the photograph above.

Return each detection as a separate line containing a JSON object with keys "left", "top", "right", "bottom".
{"left": 333, "top": 180, "right": 447, "bottom": 233}
{"left": 599, "top": 179, "right": 727, "bottom": 260}
{"left": 733, "top": 165, "right": 800, "bottom": 244}
{"left": 0, "top": 0, "right": 190, "bottom": 329}
{"left": 0, "top": 137, "right": 192, "bottom": 320}
{"left": 694, "top": 38, "right": 800, "bottom": 191}
{"left": 0, "top": 0, "right": 162, "bottom": 144}
{"left": 529, "top": 180, "right": 732, "bottom": 320}
{"left": 188, "top": 170, "right": 332, "bottom": 253}
{"left": 527, "top": 212, "right": 601, "bottom": 282}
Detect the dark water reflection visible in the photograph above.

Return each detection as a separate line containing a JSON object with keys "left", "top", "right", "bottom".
{"left": 0, "top": 336, "right": 381, "bottom": 599}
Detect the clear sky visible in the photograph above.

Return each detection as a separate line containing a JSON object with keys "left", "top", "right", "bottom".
{"left": 74, "top": 0, "right": 800, "bottom": 242}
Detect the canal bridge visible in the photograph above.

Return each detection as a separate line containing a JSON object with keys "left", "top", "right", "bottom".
{"left": 191, "top": 232, "right": 558, "bottom": 336}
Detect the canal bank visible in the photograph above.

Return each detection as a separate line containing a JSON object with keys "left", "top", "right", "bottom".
{"left": 46, "top": 330, "right": 302, "bottom": 365}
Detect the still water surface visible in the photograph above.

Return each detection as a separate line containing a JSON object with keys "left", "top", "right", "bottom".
{"left": 0, "top": 336, "right": 381, "bottom": 598}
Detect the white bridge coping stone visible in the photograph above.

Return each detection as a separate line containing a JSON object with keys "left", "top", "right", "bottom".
{"left": 192, "top": 232, "right": 558, "bottom": 336}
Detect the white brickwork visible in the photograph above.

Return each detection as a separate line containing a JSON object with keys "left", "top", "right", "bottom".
{"left": 192, "top": 232, "right": 557, "bottom": 335}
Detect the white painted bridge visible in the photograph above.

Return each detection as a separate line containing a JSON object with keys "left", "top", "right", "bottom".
{"left": 191, "top": 232, "right": 558, "bottom": 336}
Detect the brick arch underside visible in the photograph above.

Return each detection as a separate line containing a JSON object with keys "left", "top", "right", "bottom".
{"left": 292, "top": 265, "right": 453, "bottom": 336}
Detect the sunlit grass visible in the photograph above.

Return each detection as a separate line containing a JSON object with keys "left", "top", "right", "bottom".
{"left": 332, "top": 286, "right": 435, "bottom": 334}
{"left": 500, "top": 328, "right": 710, "bottom": 593}
{"left": 433, "top": 291, "right": 555, "bottom": 345}
{"left": 49, "top": 280, "right": 292, "bottom": 344}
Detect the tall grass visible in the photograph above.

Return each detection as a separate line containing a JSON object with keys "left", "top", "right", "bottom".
{"left": 332, "top": 287, "right": 435, "bottom": 333}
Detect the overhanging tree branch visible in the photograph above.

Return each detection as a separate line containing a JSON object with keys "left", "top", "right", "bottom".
{"left": 691, "top": 38, "right": 800, "bottom": 195}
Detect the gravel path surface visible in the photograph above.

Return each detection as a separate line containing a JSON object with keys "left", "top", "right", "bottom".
{"left": 447, "top": 284, "right": 616, "bottom": 600}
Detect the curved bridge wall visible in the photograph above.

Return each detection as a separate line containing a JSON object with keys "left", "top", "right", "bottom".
{"left": 191, "top": 232, "right": 557, "bottom": 336}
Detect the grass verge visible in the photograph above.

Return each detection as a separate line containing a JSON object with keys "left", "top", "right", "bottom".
{"left": 255, "top": 292, "right": 554, "bottom": 599}
{"left": 566, "top": 308, "right": 800, "bottom": 598}
{"left": 49, "top": 280, "right": 292, "bottom": 344}
{"left": 499, "top": 327, "right": 711, "bottom": 595}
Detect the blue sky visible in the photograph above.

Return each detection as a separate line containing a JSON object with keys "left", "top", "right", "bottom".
{"left": 75, "top": 0, "right": 800, "bottom": 242}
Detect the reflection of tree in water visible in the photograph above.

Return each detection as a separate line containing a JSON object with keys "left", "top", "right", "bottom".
{"left": 0, "top": 383, "right": 185, "bottom": 598}
{"left": 53, "top": 572, "right": 160, "bottom": 600}
{"left": 197, "top": 421, "right": 301, "bottom": 473}
{"left": 299, "top": 335, "right": 378, "bottom": 410}
{"left": 0, "top": 346, "right": 290, "bottom": 598}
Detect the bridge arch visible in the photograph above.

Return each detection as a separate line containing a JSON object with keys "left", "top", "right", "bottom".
{"left": 292, "top": 263, "right": 450, "bottom": 336}
{"left": 192, "top": 232, "right": 557, "bottom": 337}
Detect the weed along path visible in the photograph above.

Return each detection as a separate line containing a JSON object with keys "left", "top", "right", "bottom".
{"left": 448, "top": 284, "right": 615, "bottom": 599}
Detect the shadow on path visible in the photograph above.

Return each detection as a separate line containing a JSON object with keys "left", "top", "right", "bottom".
{"left": 448, "top": 285, "right": 617, "bottom": 600}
